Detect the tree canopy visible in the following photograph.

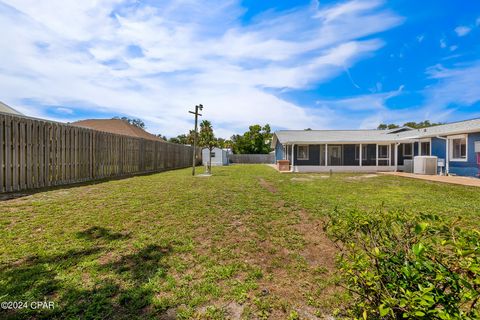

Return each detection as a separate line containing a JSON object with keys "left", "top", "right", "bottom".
{"left": 377, "top": 120, "right": 443, "bottom": 130}
{"left": 199, "top": 120, "right": 217, "bottom": 150}
{"left": 112, "top": 116, "right": 146, "bottom": 129}
{"left": 231, "top": 124, "right": 272, "bottom": 154}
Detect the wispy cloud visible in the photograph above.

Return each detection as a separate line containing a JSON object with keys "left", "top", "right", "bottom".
{"left": 454, "top": 25, "right": 471, "bottom": 37}
{"left": 0, "top": 0, "right": 403, "bottom": 136}
{"left": 424, "top": 62, "right": 480, "bottom": 110}
{"left": 440, "top": 38, "right": 447, "bottom": 48}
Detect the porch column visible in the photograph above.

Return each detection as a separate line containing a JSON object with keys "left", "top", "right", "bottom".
{"left": 388, "top": 144, "right": 391, "bottom": 166}
{"left": 375, "top": 144, "right": 379, "bottom": 166}
{"left": 445, "top": 139, "right": 449, "bottom": 175}
{"left": 394, "top": 143, "right": 398, "bottom": 172}
{"left": 325, "top": 143, "right": 328, "bottom": 166}
{"left": 291, "top": 144, "right": 295, "bottom": 172}
{"left": 359, "top": 144, "right": 363, "bottom": 167}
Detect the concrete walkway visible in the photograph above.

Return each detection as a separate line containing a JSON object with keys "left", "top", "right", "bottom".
{"left": 380, "top": 172, "right": 480, "bottom": 187}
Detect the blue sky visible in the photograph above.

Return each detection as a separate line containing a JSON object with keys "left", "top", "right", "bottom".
{"left": 1, "top": 0, "right": 479, "bottom": 138}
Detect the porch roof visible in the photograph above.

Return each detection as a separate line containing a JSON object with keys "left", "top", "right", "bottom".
{"left": 273, "top": 117, "right": 480, "bottom": 146}
{"left": 273, "top": 129, "right": 413, "bottom": 145}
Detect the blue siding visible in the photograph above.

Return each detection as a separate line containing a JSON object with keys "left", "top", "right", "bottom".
{"left": 431, "top": 137, "right": 446, "bottom": 159}
{"left": 449, "top": 132, "right": 480, "bottom": 177}
{"left": 275, "top": 140, "right": 284, "bottom": 161}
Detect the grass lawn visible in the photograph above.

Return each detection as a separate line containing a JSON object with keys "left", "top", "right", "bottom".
{"left": 1, "top": 165, "right": 479, "bottom": 319}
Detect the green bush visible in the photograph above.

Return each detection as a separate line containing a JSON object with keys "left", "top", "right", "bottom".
{"left": 324, "top": 209, "right": 480, "bottom": 319}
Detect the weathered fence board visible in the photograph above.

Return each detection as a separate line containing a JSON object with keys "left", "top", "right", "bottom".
{"left": 228, "top": 153, "right": 275, "bottom": 164}
{"left": 0, "top": 112, "right": 201, "bottom": 193}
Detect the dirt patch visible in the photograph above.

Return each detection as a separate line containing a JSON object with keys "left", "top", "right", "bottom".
{"left": 224, "top": 301, "right": 244, "bottom": 319}
{"left": 291, "top": 177, "right": 313, "bottom": 182}
{"left": 258, "top": 178, "right": 277, "bottom": 193}
{"left": 294, "top": 210, "right": 336, "bottom": 271}
{"left": 345, "top": 174, "right": 378, "bottom": 180}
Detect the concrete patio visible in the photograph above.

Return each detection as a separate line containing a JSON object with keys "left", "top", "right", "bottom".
{"left": 380, "top": 172, "right": 480, "bottom": 187}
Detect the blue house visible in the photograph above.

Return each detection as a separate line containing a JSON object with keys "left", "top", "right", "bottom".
{"left": 271, "top": 118, "right": 480, "bottom": 177}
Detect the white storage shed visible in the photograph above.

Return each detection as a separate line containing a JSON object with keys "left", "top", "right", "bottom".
{"left": 202, "top": 147, "right": 230, "bottom": 166}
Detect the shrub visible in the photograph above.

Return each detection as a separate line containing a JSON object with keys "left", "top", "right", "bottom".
{"left": 324, "top": 209, "right": 480, "bottom": 319}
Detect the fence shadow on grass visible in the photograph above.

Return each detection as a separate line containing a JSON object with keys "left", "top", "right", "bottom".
{"left": 0, "top": 227, "right": 173, "bottom": 319}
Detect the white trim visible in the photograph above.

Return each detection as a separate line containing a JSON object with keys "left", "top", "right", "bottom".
{"left": 297, "top": 144, "right": 309, "bottom": 160}
{"left": 418, "top": 138, "right": 431, "bottom": 156}
{"left": 448, "top": 134, "right": 468, "bottom": 162}
{"left": 394, "top": 143, "right": 399, "bottom": 172}
{"left": 324, "top": 144, "right": 328, "bottom": 167}
{"left": 377, "top": 143, "right": 390, "bottom": 166}
{"left": 359, "top": 143, "right": 363, "bottom": 166}
{"left": 291, "top": 144, "right": 295, "bottom": 172}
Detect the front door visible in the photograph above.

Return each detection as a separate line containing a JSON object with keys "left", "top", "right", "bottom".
{"left": 328, "top": 145, "right": 342, "bottom": 165}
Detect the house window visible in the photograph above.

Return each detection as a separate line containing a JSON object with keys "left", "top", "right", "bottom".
{"left": 210, "top": 152, "right": 216, "bottom": 157}
{"left": 450, "top": 136, "right": 467, "bottom": 161}
{"left": 297, "top": 145, "right": 309, "bottom": 160}
{"left": 403, "top": 143, "right": 413, "bottom": 157}
{"left": 354, "top": 145, "right": 367, "bottom": 160}
{"left": 420, "top": 141, "right": 430, "bottom": 156}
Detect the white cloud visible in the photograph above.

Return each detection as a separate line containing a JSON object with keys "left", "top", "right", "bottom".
{"left": 454, "top": 25, "right": 471, "bottom": 37}
{"left": 425, "top": 62, "right": 480, "bottom": 108}
{"left": 440, "top": 38, "right": 447, "bottom": 48}
{"left": 314, "top": 85, "right": 405, "bottom": 129}
{"left": 55, "top": 107, "right": 74, "bottom": 114}
{"left": 416, "top": 34, "right": 425, "bottom": 43}
{"left": 315, "top": 61, "right": 480, "bottom": 128}
{"left": 0, "top": 0, "right": 403, "bottom": 137}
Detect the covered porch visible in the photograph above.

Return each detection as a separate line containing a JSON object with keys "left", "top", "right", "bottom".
{"left": 281, "top": 142, "right": 418, "bottom": 172}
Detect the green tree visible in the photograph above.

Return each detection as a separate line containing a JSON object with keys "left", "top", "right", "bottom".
{"left": 231, "top": 124, "right": 272, "bottom": 154}
{"left": 199, "top": 120, "right": 217, "bottom": 174}
{"left": 112, "top": 116, "right": 146, "bottom": 129}
{"left": 403, "top": 120, "right": 443, "bottom": 129}
{"left": 378, "top": 121, "right": 443, "bottom": 130}
{"left": 156, "top": 134, "right": 167, "bottom": 141}
{"left": 377, "top": 123, "right": 400, "bottom": 130}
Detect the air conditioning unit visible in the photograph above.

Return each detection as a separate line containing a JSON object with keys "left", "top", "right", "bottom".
{"left": 403, "top": 159, "right": 414, "bottom": 173}
{"left": 414, "top": 156, "right": 438, "bottom": 175}
{"left": 475, "top": 141, "right": 480, "bottom": 153}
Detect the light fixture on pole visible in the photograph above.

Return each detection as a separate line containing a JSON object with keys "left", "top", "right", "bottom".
{"left": 189, "top": 104, "right": 203, "bottom": 176}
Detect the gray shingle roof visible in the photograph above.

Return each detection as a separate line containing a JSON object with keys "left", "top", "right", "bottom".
{"left": 273, "top": 118, "right": 480, "bottom": 145}
{"left": 397, "top": 118, "right": 480, "bottom": 139}
{"left": 0, "top": 101, "right": 23, "bottom": 115}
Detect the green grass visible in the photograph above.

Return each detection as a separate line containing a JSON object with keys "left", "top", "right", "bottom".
{"left": 0, "top": 165, "right": 479, "bottom": 319}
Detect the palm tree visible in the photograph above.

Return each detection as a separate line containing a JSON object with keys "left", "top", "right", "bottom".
{"left": 199, "top": 120, "right": 217, "bottom": 174}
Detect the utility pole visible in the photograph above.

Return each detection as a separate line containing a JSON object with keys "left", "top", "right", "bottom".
{"left": 189, "top": 104, "right": 203, "bottom": 176}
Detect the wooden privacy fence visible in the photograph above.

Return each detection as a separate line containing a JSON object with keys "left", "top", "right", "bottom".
{"left": 0, "top": 113, "right": 200, "bottom": 193}
{"left": 228, "top": 153, "right": 275, "bottom": 164}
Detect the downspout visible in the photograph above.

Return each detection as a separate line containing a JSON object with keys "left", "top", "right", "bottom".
{"left": 436, "top": 136, "right": 449, "bottom": 175}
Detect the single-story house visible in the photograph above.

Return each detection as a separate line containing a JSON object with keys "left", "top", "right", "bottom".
{"left": 0, "top": 101, "right": 24, "bottom": 115}
{"left": 71, "top": 119, "right": 164, "bottom": 141}
{"left": 272, "top": 118, "right": 480, "bottom": 177}
{"left": 202, "top": 147, "right": 230, "bottom": 166}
